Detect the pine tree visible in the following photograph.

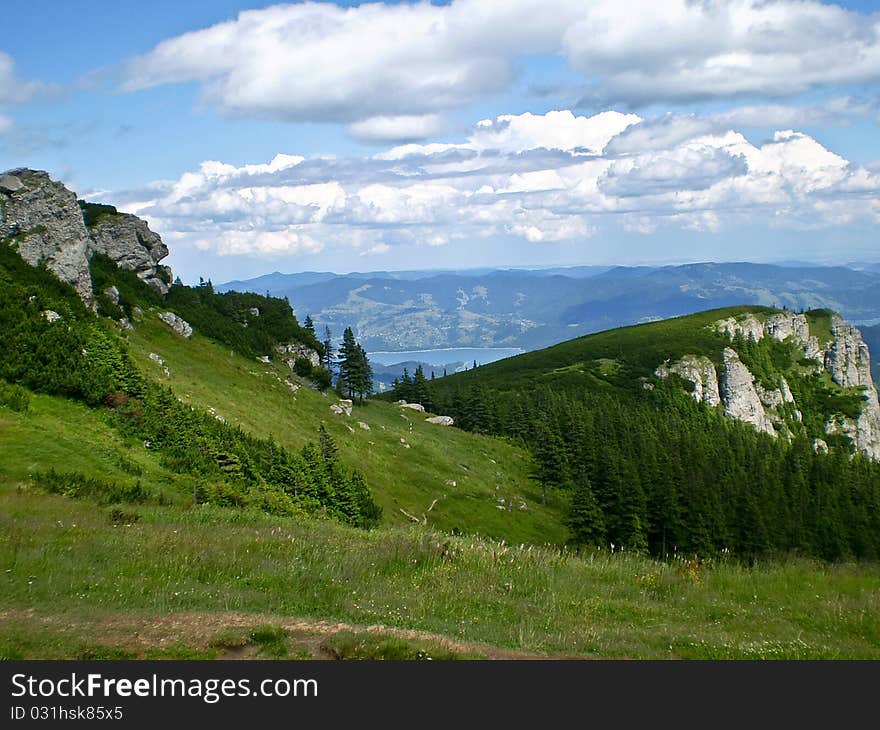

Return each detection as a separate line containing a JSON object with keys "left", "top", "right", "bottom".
{"left": 566, "top": 477, "right": 606, "bottom": 548}
{"left": 304, "top": 315, "right": 315, "bottom": 337}
{"left": 322, "top": 326, "right": 334, "bottom": 373}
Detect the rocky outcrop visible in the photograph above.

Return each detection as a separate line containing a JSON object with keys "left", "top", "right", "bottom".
{"left": 705, "top": 310, "right": 880, "bottom": 458}
{"left": 715, "top": 310, "right": 823, "bottom": 364}
{"left": 655, "top": 355, "right": 720, "bottom": 407}
{"left": 0, "top": 169, "right": 93, "bottom": 301}
{"left": 720, "top": 348, "right": 777, "bottom": 436}
{"left": 158, "top": 311, "right": 193, "bottom": 338}
{"left": 1, "top": 168, "right": 174, "bottom": 302}
{"left": 330, "top": 399, "right": 353, "bottom": 417}
{"left": 88, "top": 213, "right": 171, "bottom": 294}
{"left": 276, "top": 342, "right": 321, "bottom": 369}
{"left": 824, "top": 315, "right": 873, "bottom": 389}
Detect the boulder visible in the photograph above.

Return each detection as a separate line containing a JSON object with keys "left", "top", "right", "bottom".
{"left": 0, "top": 174, "right": 23, "bottom": 193}
{"left": 158, "top": 311, "right": 193, "bottom": 338}
{"left": 426, "top": 415, "right": 454, "bottom": 426}
{"left": 399, "top": 402, "right": 426, "bottom": 412}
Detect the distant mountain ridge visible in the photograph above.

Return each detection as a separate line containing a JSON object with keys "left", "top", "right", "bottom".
{"left": 220, "top": 262, "right": 880, "bottom": 353}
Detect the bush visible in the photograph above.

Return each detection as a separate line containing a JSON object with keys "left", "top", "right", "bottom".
{"left": 0, "top": 380, "right": 30, "bottom": 412}
{"left": 33, "top": 469, "right": 150, "bottom": 505}
{"left": 293, "top": 357, "right": 313, "bottom": 377}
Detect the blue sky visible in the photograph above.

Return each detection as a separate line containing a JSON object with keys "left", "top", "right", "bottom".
{"left": 2, "top": 0, "right": 879, "bottom": 283}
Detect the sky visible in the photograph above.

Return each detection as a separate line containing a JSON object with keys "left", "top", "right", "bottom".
{"left": 1, "top": 0, "right": 879, "bottom": 284}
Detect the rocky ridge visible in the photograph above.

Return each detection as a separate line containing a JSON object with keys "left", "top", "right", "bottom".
{"left": 0, "top": 168, "right": 171, "bottom": 301}
{"left": 655, "top": 310, "right": 880, "bottom": 459}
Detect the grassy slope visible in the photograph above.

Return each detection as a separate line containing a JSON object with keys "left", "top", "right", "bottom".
{"left": 3, "top": 306, "right": 879, "bottom": 659}
{"left": 122, "top": 311, "right": 568, "bottom": 545}
{"left": 425, "top": 305, "right": 777, "bottom": 394}
{"left": 1, "top": 470, "right": 878, "bottom": 659}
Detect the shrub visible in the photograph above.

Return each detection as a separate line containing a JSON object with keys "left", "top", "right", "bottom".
{"left": 0, "top": 380, "right": 30, "bottom": 412}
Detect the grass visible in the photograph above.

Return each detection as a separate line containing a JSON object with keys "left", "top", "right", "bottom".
{"left": 0, "top": 477, "right": 878, "bottom": 659}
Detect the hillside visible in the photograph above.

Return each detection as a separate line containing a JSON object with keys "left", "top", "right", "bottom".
{"left": 402, "top": 305, "right": 880, "bottom": 562}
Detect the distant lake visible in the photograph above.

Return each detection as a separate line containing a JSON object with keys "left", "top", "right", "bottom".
{"left": 367, "top": 347, "right": 524, "bottom": 369}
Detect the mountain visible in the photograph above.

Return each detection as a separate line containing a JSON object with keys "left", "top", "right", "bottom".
{"left": 426, "top": 305, "right": 880, "bottom": 460}
{"left": 220, "top": 261, "right": 880, "bottom": 352}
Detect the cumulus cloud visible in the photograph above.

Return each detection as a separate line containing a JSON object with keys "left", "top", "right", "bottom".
{"left": 565, "top": 0, "right": 880, "bottom": 106}
{"left": 348, "top": 114, "right": 444, "bottom": 143}
{"left": 108, "top": 108, "right": 879, "bottom": 261}
{"left": 121, "top": 0, "right": 880, "bottom": 132}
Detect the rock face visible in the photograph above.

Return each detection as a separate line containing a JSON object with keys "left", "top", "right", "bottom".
{"left": 720, "top": 348, "right": 777, "bottom": 436}
{"left": 825, "top": 315, "right": 873, "bottom": 389}
{"left": 276, "top": 342, "right": 321, "bottom": 369}
{"left": 1, "top": 168, "right": 174, "bottom": 302}
{"left": 88, "top": 213, "right": 171, "bottom": 294}
{"left": 655, "top": 355, "right": 720, "bottom": 407}
{"left": 0, "top": 169, "right": 93, "bottom": 301}
{"left": 158, "top": 311, "right": 193, "bottom": 338}
{"left": 658, "top": 309, "right": 880, "bottom": 459}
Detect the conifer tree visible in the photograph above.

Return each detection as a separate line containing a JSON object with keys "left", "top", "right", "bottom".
{"left": 566, "top": 477, "right": 606, "bottom": 549}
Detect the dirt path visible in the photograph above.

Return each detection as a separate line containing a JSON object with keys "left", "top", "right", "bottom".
{"left": 0, "top": 608, "right": 583, "bottom": 660}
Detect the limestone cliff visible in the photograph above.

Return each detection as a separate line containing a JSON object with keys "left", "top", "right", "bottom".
{"left": 88, "top": 212, "right": 171, "bottom": 294}
{"left": 656, "top": 309, "right": 880, "bottom": 460}
{"left": 0, "top": 169, "right": 94, "bottom": 300}
{"left": 1, "top": 168, "right": 172, "bottom": 301}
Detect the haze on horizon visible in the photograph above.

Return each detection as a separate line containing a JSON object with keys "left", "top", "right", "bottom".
{"left": 2, "top": 0, "right": 879, "bottom": 284}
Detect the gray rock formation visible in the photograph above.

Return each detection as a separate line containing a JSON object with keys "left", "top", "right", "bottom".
{"left": 158, "top": 311, "right": 193, "bottom": 338}
{"left": 655, "top": 355, "right": 720, "bottom": 407}
{"left": 330, "top": 399, "right": 353, "bottom": 417}
{"left": 0, "top": 169, "right": 93, "bottom": 301}
{"left": 276, "top": 342, "right": 321, "bottom": 369}
{"left": 88, "top": 213, "right": 171, "bottom": 294}
{"left": 825, "top": 314, "right": 873, "bottom": 389}
{"left": 720, "top": 348, "right": 777, "bottom": 436}
{"left": 715, "top": 310, "right": 823, "bottom": 364}
{"left": 104, "top": 286, "right": 120, "bottom": 305}
{"left": 706, "top": 310, "right": 880, "bottom": 458}
{"left": 1, "top": 168, "right": 174, "bottom": 302}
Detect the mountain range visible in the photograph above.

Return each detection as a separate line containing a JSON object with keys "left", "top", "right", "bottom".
{"left": 220, "top": 262, "right": 880, "bottom": 354}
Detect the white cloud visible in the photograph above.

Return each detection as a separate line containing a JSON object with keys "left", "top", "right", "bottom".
{"left": 121, "top": 0, "right": 880, "bottom": 131}
{"left": 0, "top": 114, "right": 12, "bottom": 135}
{"left": 109, "top": 108, "right": 880, "bottom": 261}
{"left": 348, "top": 114, "right": 444, "bottom": 143}
{"left": 564, "top": 0, "right": 880, "bottom": 105}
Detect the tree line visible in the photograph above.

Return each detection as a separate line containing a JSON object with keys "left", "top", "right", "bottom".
{"left": 391, "top": 375, "right": 880, "bottom": 562}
